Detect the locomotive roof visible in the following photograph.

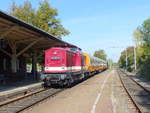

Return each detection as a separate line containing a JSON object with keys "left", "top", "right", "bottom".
{"left": 0, "top": 10, "right": 80, "bottom": 50}
{"left": 47, "top": 46, "right": 82, "bottom": 53}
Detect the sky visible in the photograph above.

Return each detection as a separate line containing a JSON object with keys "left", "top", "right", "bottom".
{"left": 1, "top": 0, "right": 150, "bottom": 62}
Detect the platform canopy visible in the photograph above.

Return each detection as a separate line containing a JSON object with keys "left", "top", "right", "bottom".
{"left": 0, "top": 10, "right": 79, "bottom": 50}
{"left": 0, "top": 10, "right": 80, "bottom": 73}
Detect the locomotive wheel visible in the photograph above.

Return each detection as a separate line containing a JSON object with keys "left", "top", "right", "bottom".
{"left": 67, "top": 80, "right": 71, "bottom": 87}
{"left": 65, "top": 79, "right": 71, "bottom": 88}
{"left": 44, "top": 81, "right": 51, "bottom": 87}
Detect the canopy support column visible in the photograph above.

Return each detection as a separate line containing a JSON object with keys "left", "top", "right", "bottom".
{"left": 8, "top": 40, "right": 17, "bottom": 73}
{"left": 32, "top": 50, "right": 37, "bottom": 80}
{"left": 8, "top": 39, "right": 41, "bottom": 73}
{"left": 11, "top": 51, "right": 17, "bottom": 73}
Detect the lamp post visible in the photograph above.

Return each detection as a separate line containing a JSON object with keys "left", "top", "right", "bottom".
{"left": 125, "top": 49, "right": 128, "bottom": 71}
{"left": 133, "top": 38, "right": 137, "bottom": 71}
{"left": 134, "top": 46, "right": 137, "bottom": 71}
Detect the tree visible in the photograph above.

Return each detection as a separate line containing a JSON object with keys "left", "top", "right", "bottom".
{"left": 118, "top": 47, "right": 134, "bottom": 72}
{"left": 10, "top": 0, "right": 69, "bottom": 38}
{"left": 141, "top": 18, "right": 150, "bottom": 42}
{"left": 10, "top": 1, "right": 36, "bottom": 24}
{"left": 133, "top": 28, "right": 143, "bottom": 46}
{"left": 35, "top": 0, "right": 69, "bottom": 37}
{"left": 132, "top": 18, "right": 150, "bottom": 79}
{"left": 94, "top": 49, "right": 107, "bottom": 60}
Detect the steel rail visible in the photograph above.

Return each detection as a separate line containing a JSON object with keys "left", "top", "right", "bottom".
{"left": 16, "top": 89, "right": 64, "bottom": 113}
{"left": 0, "top": 88, "right": 64, "bottom": 113}
{"left": 117, "top": 69, "right": 142, "bottom": 113}
{"left": 120, "top": 70, "right": 150, "bottom": 94}
{"left": 0, "top": 88, "right": 48, "bottom": 107}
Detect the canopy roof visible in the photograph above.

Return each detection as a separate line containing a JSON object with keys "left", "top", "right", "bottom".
{"left": 0, "top": 10, "right": 80, "bottom": 50}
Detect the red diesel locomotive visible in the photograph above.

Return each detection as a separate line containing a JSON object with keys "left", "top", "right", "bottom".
{"left": 43, "top": 47, "right": 86, "bottom": 86}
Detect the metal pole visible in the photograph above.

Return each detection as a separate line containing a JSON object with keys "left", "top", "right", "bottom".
{"left": 126, "top": 49, "right": 128, "bottom": 71}
{"left": 134, "top": 46, "right": 137, "bottom": 71}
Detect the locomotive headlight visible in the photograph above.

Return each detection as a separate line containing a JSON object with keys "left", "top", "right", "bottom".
{"left": 60, "top": 74, "right": 66, "bottom": 80}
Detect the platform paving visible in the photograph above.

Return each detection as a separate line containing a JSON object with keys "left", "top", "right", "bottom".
{"left": 22, "top": 69, "right": 135, "bottom": 113}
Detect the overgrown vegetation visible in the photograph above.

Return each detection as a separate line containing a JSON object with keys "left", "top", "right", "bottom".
{"left": 119, "top": 18, "right": 150, "bottom": 79}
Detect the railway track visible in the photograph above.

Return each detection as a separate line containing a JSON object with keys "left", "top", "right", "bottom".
{"left": 0, "top": 71, "right": 105, "bottom": 113}
{"left": 117, "top": 69, "right": 150, "bottom": 113}
{"left": 0, "top": 88, "right": 64, "bottom": 113}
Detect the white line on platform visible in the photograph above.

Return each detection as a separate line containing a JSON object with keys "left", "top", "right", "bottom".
{"left": 90, "top": 71, "right": 111, "bottom": 113}
{"left": 111, "top": 71, "right": 117, "bottom": 113}
{"left": 91, "top": 93, "right": 101, "bottom": 113}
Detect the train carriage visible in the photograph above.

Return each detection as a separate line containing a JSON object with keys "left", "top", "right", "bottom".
{"left": 83, "top": 53, "right": 107, "bottom": 75}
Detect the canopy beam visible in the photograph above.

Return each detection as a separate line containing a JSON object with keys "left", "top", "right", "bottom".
{"left": 0, "top": 26, "right": 18, "bottom": 39}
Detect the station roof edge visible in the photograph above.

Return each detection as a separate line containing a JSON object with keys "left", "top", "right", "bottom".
{"left": 0, "top": 10, "right": 81, "bottom": 50}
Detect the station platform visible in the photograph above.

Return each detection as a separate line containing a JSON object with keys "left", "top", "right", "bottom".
{"left": 0, "top": 80, "right": 44, "bottom": 102}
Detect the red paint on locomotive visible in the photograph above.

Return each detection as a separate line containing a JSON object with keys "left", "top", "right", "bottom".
{"left": 45, "top": 47, "right": 72, "bottom": 73}
{"left": 44, "top": 47, "right": 84, "bottom": 73}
